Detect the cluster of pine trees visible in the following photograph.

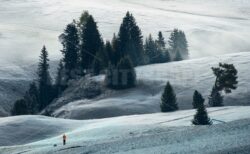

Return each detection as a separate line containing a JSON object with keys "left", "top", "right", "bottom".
{"left": 160, "top": 63, "right": 238, "bottom": 125}
{"left": 12, "top": 47, "right": 55, "bottom": 115}
{"left": 11, "top": 11, "right": 189, "bottom": 115}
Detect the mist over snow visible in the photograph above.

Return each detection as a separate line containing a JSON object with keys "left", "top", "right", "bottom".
{"left": 1, "top": 0, "right": 250, "bottom": 64}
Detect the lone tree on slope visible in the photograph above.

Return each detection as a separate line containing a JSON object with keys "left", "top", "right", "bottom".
{"left": 192, "top": 96, "right": 212, "bottom": 125}
{"left": 161, "top": 82, "right": 178, "bottom": 112}
{"left": 209, "top": 63, "right": 238, "bottom": 107}
{"left": 38, "top": 46, "right": 53, "bottom": 110}
{"left": 192, "top": 90, "right": 205, "bottom": 109}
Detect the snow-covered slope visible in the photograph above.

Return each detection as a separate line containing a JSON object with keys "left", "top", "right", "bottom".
{"left": 1, "top": 106, "right": 250, "bottom": 153}
{"left": 47, "top": 52, "right": 250, "bottom": 120}
{"left": 1, "top": 0, "right": 250, "bottom": 62}
{"left": 0, "top": 61, "right": 57, "bottom": 116}
{"left": 0, "top": 61, "right": 36, "bottom": 116}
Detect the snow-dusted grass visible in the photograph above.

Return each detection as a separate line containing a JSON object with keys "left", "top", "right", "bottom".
{"left": 49, "top": 52, "right": 250, "bottom": 119}
{"left": 1, "top": 106, "right": 250, "bottom": 153}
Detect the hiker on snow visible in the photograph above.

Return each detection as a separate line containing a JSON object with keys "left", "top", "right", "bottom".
{"left": 63, "top": 134, "right": 67, "bottom": 145}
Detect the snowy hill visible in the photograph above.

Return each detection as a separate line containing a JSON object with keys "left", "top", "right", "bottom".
{"left": 0, "top": 61, "right": 57, "bottom": 116}
{"left": 1, "top": 106, "right": 250, "bottom": 153}
{"left": 1, "top": 0, "right": 250, "bottom": 62}
{"left": 1, "top": 0, "right": 250, "bottom": 116}
{"left": 45, "top": 52, "right": 250, "bottom": 120}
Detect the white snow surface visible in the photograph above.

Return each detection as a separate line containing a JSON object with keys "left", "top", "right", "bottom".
{"left": 49, "top": 52, "right": 250, "bottom": 120}
{"left": 1, "top": 106, "right": 250, "bottom": 153}
{"left": 1, "top": 0, "right": 250, "bottom": 62}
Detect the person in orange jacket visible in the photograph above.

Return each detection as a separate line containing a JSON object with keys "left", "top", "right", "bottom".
{"left": 63, "top": 134, "right": 67, "bottom": 145}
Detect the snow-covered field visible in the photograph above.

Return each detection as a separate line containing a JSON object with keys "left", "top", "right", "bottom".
{"left": 46, "top": 52, "right": 250, "bottom": 119}
{"left": 1, "top": 106, "right": 250, "bottom": 153}
{"left": 1, "top": 0, "right": 250, "bottom": 61}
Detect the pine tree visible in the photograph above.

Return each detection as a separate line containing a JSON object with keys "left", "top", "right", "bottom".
{"left": 24, "top": 82, "right": 39, "bottom": 114}
{"left": 111, "top": 34, "right": 122, "bottom": 65}
{"left": 61, "top": 22, "right": 79, "bottom": 80}
{"left": 105, "top": 63, "right": 116, "bottom": 88}
{"left": 168, "top": 29, "right": 179, "bottom": 60}
{"left": 78, "top": 11, "right": 90, "bottom": 28}
{"left": 178, "top": 31, "right": 189, "bottom": 59}
{"left": 155, "top": 31, "right": 170, "bottom": 63}
{"left": 11, "top": 99, "right": 28, "bottom": 116}
{"left": 92, "top": 52, "right": 103, "bottom": 75}
{"left": 144, "top": 34, "right": 157, "bottom": 64}
{"left": 105, "top": 56, "right": 136, "bottom": 89}
{"left": 38, "top": 46, "right": 53, "bottom": 110}
{"left": 174, "top": 50, "right": 183, "bottom": 61}
{"left": 55, "top": 60, "right": 67, "bottom": 97}
{"left": 80, "top": 15, "right": 103, "bottom": 72}
{"left": 161, "top": 82, "right": 178, "bottom": 112}
{"left": 156, "top": 31, "right": 166, "bottom": 49}
{"left": 209, "top": 87, "right": 224, "bottom": 107}
{"left": 118, "top": 12, "right": 144, "bottom": 66}
{"left": 168, "top": 29, "right": 189, "bottom": 61}
{"left": 162, "top": 50, "right": 171, "bottom": 63}
{"left": 209, "top": 63, "right": 238, "bottom": 107}
{"left": 105, "top": 41, "right": 115, "bottom": 65}
{"left": 192, "top": 90, "right": 205, "bottom": 109}
{"left": 192, "top": 101, "right": 212, "bottom": 125}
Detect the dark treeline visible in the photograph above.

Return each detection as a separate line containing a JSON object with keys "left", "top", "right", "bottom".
{"left": 12, "top": 11, "right": 237, "bottom": 123}
{"left": 12, "top": 11, "right": 190, "bottom": 115}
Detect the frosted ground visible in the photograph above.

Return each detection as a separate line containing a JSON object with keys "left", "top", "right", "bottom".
{"left": 1, "top": 106, "right": 250, "bottom": 153}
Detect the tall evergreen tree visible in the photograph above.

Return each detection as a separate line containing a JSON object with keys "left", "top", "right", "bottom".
{"left": 161, "top": 82, "right": 178, "bottom": 112}
{"left": 209, "top": 88, "right": 224, "bottom": 107}
{"left": 38, "top": 46, "right": 53, "bottom": 110}
{"left": 61, "top": 22, "right": 79, "bottom": 80}
{"left": 192, "top": 100, "right": 212, "bottom": 125}
{"left": 192, "top": 90, "right": 205, "bottom": 109}
{"left": 118, "top": 12, "right": 144, "bottom": 66}
{"left": 168, "top": 29, "right": 179, "bottom": 60}
{"left": 80, "top": 15, "right": 103, "bottom": 72}
{"left": 24, "top": 82, "right": 39, "bottom": 114}
{"left": 156, "top": 31, "right": 166, "bottom": 49}
{"left": 55, "top": 60, "right": 67, "bottom": 96}
{"left": 174, "top": 50, "right": 183, "bottom": 61}
{"left": 162, "top": 50, "right": 171, "bottom": 63}
{"left": 209, "top": 63, "right": 238, "bottom": 107}
{"left": 78, "top": 11, "right": 90, "bottom": 28}
{"left": 168, "top": 29, "right": 189, "bottom": 61}
{"left": 156, "top": 31, "right": 170, "bottom": 63}
{"left": 105, "top": 41, "right": 114, "bottom": 64}
{"left": 178, "top": 31, "right": 189, "bottom": 59}
{"left": 11, "top": 99, "right": 28, "bottom": 116}
{"left": 111, "top": 34, "right": 122, "bottom": 65}
{"left": 105, "top": 56, "right": 136, "bottom": 89}
{"left": 92, "top": 51, "right": 103, "bottom": 75}
{"left": 144, "top": 34, "right": 157, "bottom": 64}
